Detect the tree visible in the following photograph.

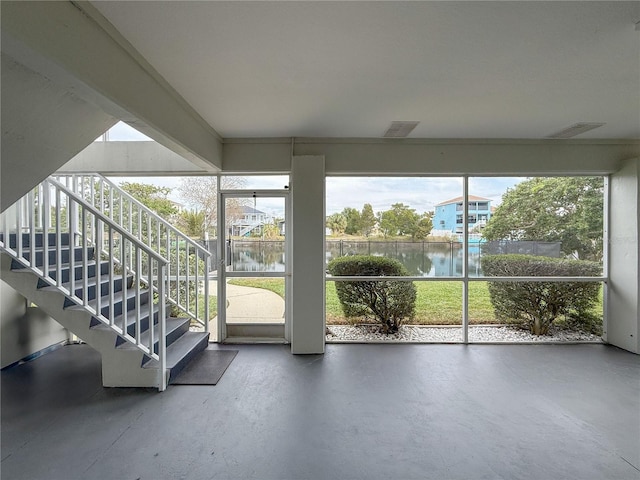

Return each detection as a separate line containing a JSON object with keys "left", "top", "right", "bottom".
{"left": 119, "top": 182, "right": 177, "bottom": 220}
{"left": 360, "top": 203, "right": 377, "bottom": 237}
{"left": 410, "top": 212, "right": 433, "bottom": 241}
{"left": 326, "top": 213, "right": 347, "bottom": 235}
{"left": 342, "top": 207, "right": 361, "bottom": 235}
{"left": 482, "top": 177, "right": 604, "bottom": 261}
{"left": 178, "top": 176, "right": 248, "bottom": 236}
{"left": 261, "top": 220, "right": 282, "bottom": 239}
{"left": 177, "top": 209, "right": 206, "bottom": 238}
{"left": 379, "top": 203, "right": 420, "bottom": 237}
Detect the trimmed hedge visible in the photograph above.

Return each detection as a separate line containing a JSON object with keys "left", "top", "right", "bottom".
{"left": 481, "top": 254, "right": 601, "bottom": 335}
{"left": 327, "top": 255, "right": 416, "bottom": 333}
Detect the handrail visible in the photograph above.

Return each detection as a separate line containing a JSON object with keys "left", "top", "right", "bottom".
{"left": 49, "top": 173, "right": 210, "bottom": 333}
{"left": 46, "top": 178, "right": 169, "bottom": 264}
{"left": 54, "top": 173, "right": 209, "bottom": 255}
{"left": 1, "top": 179, "right": 170, "bottom": 389}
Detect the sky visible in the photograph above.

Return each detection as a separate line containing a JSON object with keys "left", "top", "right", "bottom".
{"left": 102, "top": 122, "right": 523, "bottom": 216}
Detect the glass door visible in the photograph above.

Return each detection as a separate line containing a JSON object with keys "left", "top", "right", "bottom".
{"left": 218, "top": 191, "right": 290, "bottom": 342}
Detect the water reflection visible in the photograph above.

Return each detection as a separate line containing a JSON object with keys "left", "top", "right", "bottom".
{"left": 232, "top": 241, "right": 286, "bottom": 272}
{"left": 230, "top": 240, "right": 482, "bottom": 276}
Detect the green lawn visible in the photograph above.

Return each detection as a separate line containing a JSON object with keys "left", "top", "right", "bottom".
{"left": 228, "top": 278, "right": 285, "bottom": 298}
{"left": 228, "top": 278, "right": 498, "bottom": 324}
{"left": 197, "top": 293, "right": 217, "bottom": 320}
{"left": 228, "top": 278, "right": 604, "bottom": 327}
{"left": 327, "top": 281, "right": 497, "bottom": 325}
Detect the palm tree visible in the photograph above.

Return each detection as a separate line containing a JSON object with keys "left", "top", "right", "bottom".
{"left": 177, "top": 209, "right": 206, "bottom": 238}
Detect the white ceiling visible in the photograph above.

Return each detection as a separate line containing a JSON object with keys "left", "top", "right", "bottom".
{"left": 94, "top": 1, "right": 640, "bottom": 139}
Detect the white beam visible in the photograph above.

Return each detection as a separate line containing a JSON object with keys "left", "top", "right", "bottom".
{"left": 59, "top": 141, "right": 211, "bottom": 175}
{"left": 223, "top": 138, "right": 640, "bottom": 175}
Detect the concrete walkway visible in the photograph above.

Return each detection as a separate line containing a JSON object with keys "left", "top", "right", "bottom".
{"left": 208, "top": 279, "right": 285, "bottom": 326}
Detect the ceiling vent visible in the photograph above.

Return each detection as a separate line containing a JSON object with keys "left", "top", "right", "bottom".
{"left": 383, "top": 121, "right": 420, "bottom": 138}
{"left": 547, "top": 122, "right": 606, "bottom": 139}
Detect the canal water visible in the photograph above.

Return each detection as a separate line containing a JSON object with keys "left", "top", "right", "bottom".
{"left": 228, "top": 240, "right": 483, "bottom": 276}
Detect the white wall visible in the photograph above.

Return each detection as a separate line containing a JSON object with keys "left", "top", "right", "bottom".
{"left": 608, "top": 158, "right": 640, "bottom": 353}
{"left": 60, "top": 141, "right": 214, "bottom": 174}
{"left": 1, "top": 53, "right": 117, "bottom": 210}
{"left": 0, "top": 281, "right": 68, "bottom": 368}
{"left": 1, "top": 1, "right": 223, "bottom": 174}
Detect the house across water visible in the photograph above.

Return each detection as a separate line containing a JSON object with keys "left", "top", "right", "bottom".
{"left": 433, "top": 195, "right": 494, "bottom": 236}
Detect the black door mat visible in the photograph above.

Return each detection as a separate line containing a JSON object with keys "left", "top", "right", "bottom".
{"left": 171, "top": 350, "right": 238, "bottom": 385}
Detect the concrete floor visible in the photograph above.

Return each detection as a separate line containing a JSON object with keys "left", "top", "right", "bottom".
{"left": 2, "top": 343, "right": 639, "bottom": 480}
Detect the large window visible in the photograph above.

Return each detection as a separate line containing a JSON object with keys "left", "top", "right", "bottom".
{"left": 325, "top": 176, "right": 606, "bottom": 344}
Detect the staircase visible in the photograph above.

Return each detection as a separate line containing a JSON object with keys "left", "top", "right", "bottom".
{"left": 0, "top": 175, "right": 211, "bottom": 390}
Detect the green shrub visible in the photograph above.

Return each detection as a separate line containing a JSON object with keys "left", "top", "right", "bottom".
{"left": 481, "top": 254, "right": 601, "bottom": 335}
{"left": 327, "top": 255, "right": 416, "bottom": 333}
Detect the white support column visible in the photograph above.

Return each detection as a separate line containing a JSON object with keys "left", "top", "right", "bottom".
{"left": 290, "top": 155, "right": 325, "bottom": 354}
{"left": 608, "top": 158, "right": 640, "bottom": 354}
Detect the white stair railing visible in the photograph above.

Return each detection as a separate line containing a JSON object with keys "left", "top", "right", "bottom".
{"left": 237, "top": 221, "right": 264, "bottom": 237}
{"left": 50, "top": 174, "right": 210, "bottom": 332}
{"left": 1, "top": 179, "right": 170, "bottom": 390}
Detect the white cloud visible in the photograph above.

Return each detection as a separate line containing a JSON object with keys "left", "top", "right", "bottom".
{"left": 109, "top": 174, "right": 523, "bottom": 216}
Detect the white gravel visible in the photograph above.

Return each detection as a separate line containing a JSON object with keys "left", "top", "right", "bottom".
{"left": 326, "top": 324, "right": 603, "bottom": 343}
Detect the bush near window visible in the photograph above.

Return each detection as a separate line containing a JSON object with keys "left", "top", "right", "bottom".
{"left": 481, "top": 254, "right": 601, "bottom": 335}
{"left": 327, "top": 255, "right": 416, "bottom": 333}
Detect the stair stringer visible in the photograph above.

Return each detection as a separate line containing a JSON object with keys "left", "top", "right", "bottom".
{"left": 1, "top": 254, "right": 164, "bottom": 388}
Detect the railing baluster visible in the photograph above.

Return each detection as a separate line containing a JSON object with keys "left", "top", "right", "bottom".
{"left": 158, "top": 261, "right": 167, "bottom": 391}
{"left": 138, "top": 205, "right": 142, "bottom": 243}
{"left": 99, "top": 176, "right": 104, "bottom": 214}
{"left": 55, "top": 189, "right": 62, "bottom": 287}
{"left": 136, "top": 246, "right": 142, "bottom": 347}
{"left": 176, "top": 238, "right": 180, "bottom": 308}
{"left": 119, "top": 192, "right": 123, "bottom": 228}
{"left": 15, "top": 195, "right": 22, "bottom": 258}
{"left": 186, "top": 245, "right": 190, "bottom": 314}
{"left": 195, "top": 245, "right": 199, "bottom": 323}
{"left": 28, "top": 189, "right": 37, "bottom": 267}
{"left": 42, "top": 181, "right": 50, "bottom": 279}
{"left": 69, "top": 183, "right": 78, "bottom": 248}
{"left": 148, "top": 253, "right": 155, "bottom": 355}
{"left": 109, "top": 187, "right": 114, "bottom": 221}
{"left": 108, "top": 227, "right": 115, "bottom": 323}
{"left": 129, "top": 201, "right": 134, "bottom": 264}
{"left": 69, "top": 197, "right": 76, "bottom": 300}
{"left": 122, "top": 237, "right": 128, "bottom": 334}
{"left": 147, "top": 215, "right": 152, "bottom": 250}
{"left": 2, "top": 201, "right": 9, "bottom": 249}
{"left": 81, "top": 207, "right": 88, "bottom": 307}
{"left": 90, "top": 177, "right": 95, "bottom": 208}
{"left": 204, "top": 254, "right": 209, "bottom": 333}
{"left": 166, "top": 228, "right": 171, "bottom": 308}
{"left": 96, "top": 217, "right": 103, "bottom": 324}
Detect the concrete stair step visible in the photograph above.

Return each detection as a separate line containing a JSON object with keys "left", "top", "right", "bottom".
{"left": 64, "top": 287, "right": 151, "bottom": 318}
{"left": 39, "top": 273, "right": 134, "bottom": 302}
{"left": 3, "top": 232, "right": 72, "bottom": 248}
{"left": 116, "top": 317, "right": 190, "bottom": 354}
{"left": 143, "top": 331, "right": 210, "bottom": 381}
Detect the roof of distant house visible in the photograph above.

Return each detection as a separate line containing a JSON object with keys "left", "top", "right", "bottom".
{"left": 238, "top": 206, "right": 266, "bottom": 214}
{"left": 435, "top": 195, "right": 493, "bottom": 207}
